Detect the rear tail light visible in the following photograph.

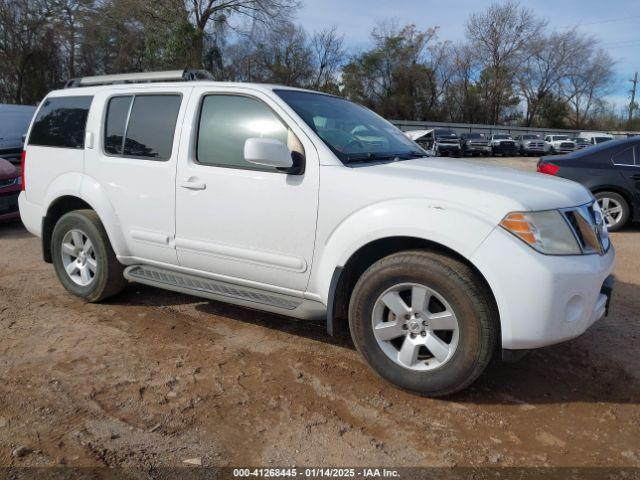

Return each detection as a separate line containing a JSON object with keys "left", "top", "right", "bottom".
{"left": 537, "top": 162, "right": 559, "bottom": 176}
{"left": 20, "top": 150, "right": 26, "bottom": 191}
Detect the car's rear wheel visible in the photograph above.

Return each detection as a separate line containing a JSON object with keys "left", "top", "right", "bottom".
{"left": 51, "top": 210, "right": 126, "bottom": 302}
{"left": 348, "top": 250, "right": 498, "bottom": 396}
{"left": 595, "top": 191, "right": 630, "bottom": 231}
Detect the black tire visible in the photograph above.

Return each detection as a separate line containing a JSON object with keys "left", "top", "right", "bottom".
{"left": 51, "top": 209, "right": 126, "bottom": 302}
{"left": 595, "top": 191, "right": 630, "bottom": 232}
{"left": 348, "top": 250, "right": 498, "bottom": 396}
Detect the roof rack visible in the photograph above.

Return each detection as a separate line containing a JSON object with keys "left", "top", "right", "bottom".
{"left": 64, "top": 69, "right": 214, "bottom": 88}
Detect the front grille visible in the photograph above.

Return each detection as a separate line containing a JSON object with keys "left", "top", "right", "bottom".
{"left": 501, "top": 141, "right": 515, "bottom": 147}
{"left": 0, "top": 177, "right": 18, "bottom": 189}
{"left": 563, "top": 203, "right": 609, "bottom": 255}
{"left": 560, "top": 142, "right": 575, "bottom": 149}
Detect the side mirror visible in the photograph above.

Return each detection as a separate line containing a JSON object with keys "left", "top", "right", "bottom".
{"left": 244, "top": 137, "right": 303, "bottom": 174}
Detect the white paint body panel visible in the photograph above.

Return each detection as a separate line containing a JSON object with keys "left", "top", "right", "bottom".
{"left": 18, "top": 81, "right": 615, "bottom": 351}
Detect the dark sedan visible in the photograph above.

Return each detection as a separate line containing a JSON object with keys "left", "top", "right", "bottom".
{"left": 537, "top": 137, "right": 640, "bottom": 231}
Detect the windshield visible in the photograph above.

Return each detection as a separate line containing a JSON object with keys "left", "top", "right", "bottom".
{"left": 275, "top": 90, "right": 425, "bottom": 163}
{"left": 465, "top": 133, "right": 484, "bottom": 139}
{"left": 553, "top": 135, "right": 569, "bottom": 141}
{"left": 493, "top": 134, "right": 511, "bottom": 139}
{"left": 523, "top": 135, "right": 539, "bottom": 139}
{"left": 594, "top": 137, "right": 612, "bottom": 144}
{"left": 435, "top": 129, "right": 458, "bottom": 138}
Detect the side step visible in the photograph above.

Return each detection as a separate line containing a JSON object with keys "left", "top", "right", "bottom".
{"left": 124, "top": 265, "right": 303, "bottom": 311}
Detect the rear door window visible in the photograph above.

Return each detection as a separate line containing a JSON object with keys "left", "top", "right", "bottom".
{"left": 29, "top": 96, "right": 93, "bottom": 148}
{"left": 612, "top": 148, "right": 635, "bottom": 166}
{"left": 103, "top": 94, "right": 181, "bottom": 160}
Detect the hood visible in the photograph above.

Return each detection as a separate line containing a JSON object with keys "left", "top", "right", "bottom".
{"left": 353, "top": 158, "right": 592, "bottom": 222}
{"left": 0, "top": 158, "right": 18, "bottom": 180}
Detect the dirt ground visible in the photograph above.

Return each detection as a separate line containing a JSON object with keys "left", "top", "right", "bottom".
{"left": 1, "top": 156, "right": 639, "bottom": 470}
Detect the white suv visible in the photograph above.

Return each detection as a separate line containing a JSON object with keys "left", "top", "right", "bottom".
{"left": 19, "top": 70, "right": 615, "bottom": 396}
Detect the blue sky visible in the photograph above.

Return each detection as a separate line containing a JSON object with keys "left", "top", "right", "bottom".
{"left": 296, "top": 0, "right": 640, "bottom": 111}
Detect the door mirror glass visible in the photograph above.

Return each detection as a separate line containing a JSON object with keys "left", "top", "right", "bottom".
{"left": 244, "top": 138, "right": 293, "bottom": 170}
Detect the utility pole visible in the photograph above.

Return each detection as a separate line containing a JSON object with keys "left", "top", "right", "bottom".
{"left": 629, "top": 72, "right": 638, "bottom": 124}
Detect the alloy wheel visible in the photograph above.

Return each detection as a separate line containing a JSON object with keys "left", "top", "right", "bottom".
{"left": 371, "top": 283, "right": 460, "bottom": 371}
{"left": 597, "top": 197, "right": 624, "bottom": 228}
{"left": 61, "top": 229, "right": 98, "bottom": 286}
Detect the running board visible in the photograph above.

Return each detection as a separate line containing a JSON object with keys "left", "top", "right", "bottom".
{"left": 124, "top": 265, "right": 303, "bottom": 311}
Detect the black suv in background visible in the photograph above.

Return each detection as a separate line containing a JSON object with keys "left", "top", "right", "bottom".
{"left": 434, "top": 129, "right": 461, "bottom": 157}
{"left": 460, "top": 132, "right": 491, "bottom": 156}
{"left": 537, "top": 137, "right": 640, "bottom": 231}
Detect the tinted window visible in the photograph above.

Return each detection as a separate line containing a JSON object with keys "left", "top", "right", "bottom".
{"left": 197, "top": 95, "right": 302, "bottom": 171}
{"left": 104, "top": 96, "right": 132, "bottom": 155}
{"left": 612, "top": 148, "right": 635, "bottom": 166}
{"left": 122, "top": 95, "right": 181, "bottom": 159}
{"left": 29, "top": 96, "right": 92, "bottom": 148}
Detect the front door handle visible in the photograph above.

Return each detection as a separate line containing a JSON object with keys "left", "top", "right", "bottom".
{"left": 180, "top": 178, "right": 206, "bottom": 190}
{"left": 630, "top": 174, "right": 640, "bottom": 181}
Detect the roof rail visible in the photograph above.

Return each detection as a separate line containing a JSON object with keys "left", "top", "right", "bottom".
{"left": 64, "top": 69, "right": 214, "bottom": 88}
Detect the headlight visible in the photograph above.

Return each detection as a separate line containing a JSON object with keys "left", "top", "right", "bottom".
{"left": 500, "top": 210, "right": 581, "bottom": 255}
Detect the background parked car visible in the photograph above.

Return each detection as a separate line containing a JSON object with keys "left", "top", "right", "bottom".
{"left": 488, "top": 133, "right": 517, "bottom": 156}
{"left": 514, "top": 134, "right": 545, "bottom": 156}
{"left": 544, "top": 134, "right": 576, "bottom": 155}
{"left": 0, "top": 104, "right": 36, "bottom": 163}
{"left": 537, "top": 137, "right": 640, "bottom": 231}
{"left": 433, "top": 129, "right": 461, "bottom": 157}
{"left": 579, "top": 132, "right": 614, "bottom": 145}
{"left": 571, "top": 137, "right": 591, "bottom": 150}
{"left": 460, "top": 132, "right": 491, "bottom": 156}
{"left": 0, "top": 157, "right": 21, "bottom": 222}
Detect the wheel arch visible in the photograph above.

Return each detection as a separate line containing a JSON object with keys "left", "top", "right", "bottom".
{"left": 42, "top": 191, "right": 128, "bottom": 263}
{"left": 326, "top": 235, "right": 500, "bottom": 338}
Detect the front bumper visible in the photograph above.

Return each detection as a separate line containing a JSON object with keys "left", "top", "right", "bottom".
{"left": 492, "top": 144, "right": 518, "bottom": 154}
{"left": 464, "top": 144, "right": 491, "bottom": 152}
{"left": 0, "top": 189, "right": 20, "bottom": 222}
{"left": 472, "top": 227, "right": 615, "bottom": 350}
{"left": 437, "top": 144, "right": 461, "bottom": 154}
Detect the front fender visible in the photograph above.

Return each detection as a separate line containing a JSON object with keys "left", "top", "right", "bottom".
{"left": 309, "top": 198, "right": 497, "bottom": 303}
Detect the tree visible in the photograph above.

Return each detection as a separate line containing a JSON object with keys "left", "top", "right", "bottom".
{"left": 560, "top": 48, "right": 615, "bottom": 129}
{"left": 341, "top": 23, "right": 439, "bottom": 120}
{"left": 310, "top": 26, "right": 344, "bottom": 92}
{"left": 517, "top": 30, "right": 589, "bottom": 126}
{"left": 181, "top": 0, "right": 299, "bottom": 68}
{"left": 0, "top": 0, "right": 62, "bottom": 104}
{"left": 466, "top": 0, "right": 546, "bottom": 123}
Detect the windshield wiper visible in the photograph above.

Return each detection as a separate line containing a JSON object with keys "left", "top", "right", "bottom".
{"left": 343, "top": 151, "right": 426, "bottom": 164}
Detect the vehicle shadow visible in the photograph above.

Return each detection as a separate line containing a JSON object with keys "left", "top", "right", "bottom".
{"left": 111, "top": 279, "right": 639, "bottom": 405}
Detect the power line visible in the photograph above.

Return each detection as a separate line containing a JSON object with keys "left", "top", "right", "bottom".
{"left": 577, "top": 15, "right": 640, "bottom": 27}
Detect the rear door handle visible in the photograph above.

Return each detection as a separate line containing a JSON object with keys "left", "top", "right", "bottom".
{"left": 180, "top": 178, "right": 206, "bottom": 190}
{"left": 631, "top": 174, "right": 640, "bottom": 181}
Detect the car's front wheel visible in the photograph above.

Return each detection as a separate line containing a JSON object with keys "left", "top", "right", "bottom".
{"left": 595, "top": 191, "right": 630, "bottom": 232}
{"left": 51, "top": 210, "right": 126, "bottom": 302}
{"left": 348, "top": 250, "right": 498, "bottom": 396}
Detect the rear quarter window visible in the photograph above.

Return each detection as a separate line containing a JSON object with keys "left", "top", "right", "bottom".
{"left": 28, "top": 96, "right": 93, "bottom": 148}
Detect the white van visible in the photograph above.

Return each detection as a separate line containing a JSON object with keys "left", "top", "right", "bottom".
{"left": 579, "top": 132, "right": 614, "bottom": 145}
{"left": 18, "top": 70, "right": 615, "bottom": 396}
